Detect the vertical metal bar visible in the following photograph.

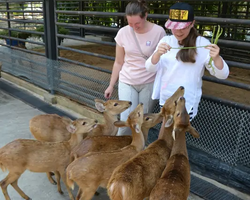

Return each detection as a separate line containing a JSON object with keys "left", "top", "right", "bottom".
{"left": 43, "top": 0, "right": 58, "bottom": 94}
{"left": 22, "top": 2, "right": 25, "bottom": 30}
{"left": 79, "top": 1, "right": 85, "bottom": 37}
{"left": 120, "top": 1, "right": 125, "bottom": 27}
{"left": 6, "top": 2, "right": 15, "bottom": 73}
{"left": 43, "top": 0, "right": 57, "bottom": 60}
{"left": 6, "top": 3, "right": 11, "bottom": 41}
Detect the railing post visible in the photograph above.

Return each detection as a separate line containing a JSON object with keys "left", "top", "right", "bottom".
{"left": 43, "top": 0, "right": 58, "bottom": 94}
{"left": 79, "top": 1, "right": 85, "bottom": 37}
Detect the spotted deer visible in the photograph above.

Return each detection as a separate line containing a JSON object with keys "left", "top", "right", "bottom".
{"left": 29, "top": 99, "right": 131, "bottom": 184}
{"left": 107, "top": 86, "right": 184, "bottom": 200}
{"left": 70, "top": 111, "right": 163, "bottom": 162}
{"left": 29, "top": 99, "right": 132, "bottom": 142}
{"left": 149, "top": 96, "right": 199, "bottom": 200}
{"left": 0, "top": 117, "right": 98, "bottom": 200}
{"left": 66, "top": 103, "right": 145, "bottom": 200}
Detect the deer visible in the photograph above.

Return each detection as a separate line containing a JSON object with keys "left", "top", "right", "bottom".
{"left": 29, "top": 99, "right": 132, "bottom": 142}
{"left": 149, "top": 96, "right": 200, "bottom": 200}
{"left": 0, "top": 117, "right": 98, "bottom": 200}
{"left": 107, "top": 86, "right": 184, "bottom": 200}
{"left": 29, "top": 99, "right": 131, "bottom": 185}
{"left": 66, "top": 103, "right": 146, "bottom": 200}
{"left": 69, "top": 111, "right": 163, "bottom": 162}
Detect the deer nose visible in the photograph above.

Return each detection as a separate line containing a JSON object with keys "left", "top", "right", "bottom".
{"left": 180, "top": 86, "right": 184, "bottom": 90}
{"left": 95, "top": 120, "right": 98, "bottom": 123}
{"left": 140, "top": 102, "right": 143, "bottom": 106}
{"left": 180, "top": 96, "right": 185, "bottom": 100}
{"left": 129, "top": 102, "right": 132, "bottom": 105}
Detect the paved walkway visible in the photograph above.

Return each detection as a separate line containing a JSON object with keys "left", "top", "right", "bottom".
{"left": 0, "top": 90, "right": 110, "bottom": 200}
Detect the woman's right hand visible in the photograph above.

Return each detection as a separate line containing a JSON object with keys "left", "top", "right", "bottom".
{"left": 151, "top": 42, "right": 171, "bottom": 65}
{"left": 104, "top": 85, "right": 114, "bottom": 99}
{"left": 156, "top": 42, "right": 171, "bottom": 56}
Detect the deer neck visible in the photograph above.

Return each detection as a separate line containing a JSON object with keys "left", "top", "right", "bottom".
{"left": 130, "top": 129, "right": 145, "bottom": 152}
{"left": 170, "top": 131, "right": 188, "bottom": 158}
{"left": 68, "top": 133, "right": 84, "bottom": 150}
{"left": 158, "top": 124, "right": 174, "bottom": 149}
{"left": 141, "top": 127, "right": 149, "bottom": 143}
{"left": 102, "top": 112, "right": 118, "bottom": 134}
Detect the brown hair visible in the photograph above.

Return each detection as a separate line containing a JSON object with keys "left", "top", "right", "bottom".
{"left": 125, "top": 0, "right": 148, "bottom": 18}
{"left": 176, "top": 27, "right": 199, "bottom": 63}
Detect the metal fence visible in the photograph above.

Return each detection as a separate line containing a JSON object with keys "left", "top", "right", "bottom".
{"left": 0, "top": 0, "right": 250, "bottom": 194}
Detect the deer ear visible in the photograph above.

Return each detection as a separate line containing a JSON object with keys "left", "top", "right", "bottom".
{"left": 187, "top": 126, "right": 200, "bottom": 138}
{"left": 164, "top": 115, "right": 173, "bottom": 127}
{"left": 95, "top": 102, "right": 105, "bottom": 112}
{"left": 66, "top": 125, "right": 76, "bottom": 134}
{"left": 114, "top": 121, "right": 127, "bottom": 127}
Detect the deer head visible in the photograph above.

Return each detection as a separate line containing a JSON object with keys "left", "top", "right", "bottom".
{"left": 94, "top": 99, "right": 132, "bottom": 115}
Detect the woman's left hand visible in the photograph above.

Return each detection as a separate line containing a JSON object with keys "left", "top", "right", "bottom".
{"left": 205, "top": 44, "right": 220, "bottom": 61}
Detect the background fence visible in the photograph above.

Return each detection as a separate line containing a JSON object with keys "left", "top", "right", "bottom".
{"left": 0, "top": 0, "right": 249, "bottom": 195}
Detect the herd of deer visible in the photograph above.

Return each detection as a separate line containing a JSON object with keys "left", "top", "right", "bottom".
{"left": 0, "top": 86, "right": 200, "bottom": 200}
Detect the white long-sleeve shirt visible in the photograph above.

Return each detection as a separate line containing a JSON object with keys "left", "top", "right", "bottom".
{"left": 145, "top": 35, "right": 229, "bottom": 118}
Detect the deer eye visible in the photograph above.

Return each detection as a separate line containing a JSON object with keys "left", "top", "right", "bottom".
{"left": 176, "top": 113, "right": 180, "bottom": 117}
{"left": 145, "top": 117, "right": 150, "bottom": 121}
{"left": 138, "top": 112, "right": 140, "bottom": 117}
{"left": 82, "top": 122, "right": 86, "bottom": 125}
{"left": 114, "top": 103, "right": 118, "bottom": 106}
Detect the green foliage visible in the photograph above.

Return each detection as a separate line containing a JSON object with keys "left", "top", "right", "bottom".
{"left": 0, "top": 29, "right": 31, "bottom": 39}
{"left": 58, "top": 26, "right": 70, "bottom": 35}
{"left": 32, "top": 25, "right": 69, "bottom": 37}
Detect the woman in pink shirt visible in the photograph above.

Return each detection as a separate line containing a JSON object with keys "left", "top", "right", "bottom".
{"left": 104, "top": 0, "right": 166, "bottom": 136}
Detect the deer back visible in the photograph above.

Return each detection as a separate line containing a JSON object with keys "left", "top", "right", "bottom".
{"left": 70, "top": 135, "right": 132, "bottom": 161}
{"left": 29, "top": 114, "right": 72, "bottom": 142}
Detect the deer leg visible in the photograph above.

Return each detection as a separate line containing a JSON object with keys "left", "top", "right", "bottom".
{"left": 46, "top": 172, "right": 57, "bottom": 185}
{"left": 79, "top": 183, "right": 98, "bottom": 200}
{"left": 11, "top": 180, "right": 31, "bottom": 200}
{"left": 76, "top": 188, "right": 82, "bottom": 200}
{"left": 75, "top": 183, "right": 99, "bottom": 199}
{"left": 60, "top": 170, "right": 74, "bottom": 200}
{"left": 54, "top": 171, "right": 63, "bottom": 194}
{"left": 1, "top": 171, "right": 30, "bottom": 200}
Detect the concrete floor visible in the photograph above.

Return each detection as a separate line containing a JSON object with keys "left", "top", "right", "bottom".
{"left": 0, "top": 90, "right": 109, "bottom": 200}
{"left": 0, "top": 89, "right": 205, "bottom": 200}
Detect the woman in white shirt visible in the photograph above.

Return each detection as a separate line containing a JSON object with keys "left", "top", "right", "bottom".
{"left": 145, "top": 2, "right": 229, "bottom": 120}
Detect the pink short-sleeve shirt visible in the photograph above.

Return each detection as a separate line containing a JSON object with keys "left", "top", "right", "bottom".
{"left": 115, "top": 24, "right": 166, "bottom": 85}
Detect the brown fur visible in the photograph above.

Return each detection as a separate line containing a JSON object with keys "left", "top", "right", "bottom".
{"left": 88, "top": 99, "right": 132, "bottom": 136}
{"left": 107, "top": 86, "right": 185, "bottom": 200}
{"left": 149, "top": 97, "right": 200, "bottom": 200}
{"left": 0, "top": 118, "right": 98, "bottom": 200}
{"left": 66, "top": 103, "right": 145, "bottom": 200}
{"left": 29, "top": 99, "right": 131, "bottom": 142}
{"left": 29, "top": 114, "right": 72, "bottom": 142}
{"left": 70, "top": 112, "right": 163, "bottom": 162}
{"left": 29, "top": 99, "right": 131, "bottom": 184}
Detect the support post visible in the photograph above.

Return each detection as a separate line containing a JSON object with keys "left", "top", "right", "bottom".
{"left": 79, "top": 1, "right": 85, "bottom": 37}
{"left": 43, "top": 0, "right": 58, "bottom": 94}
